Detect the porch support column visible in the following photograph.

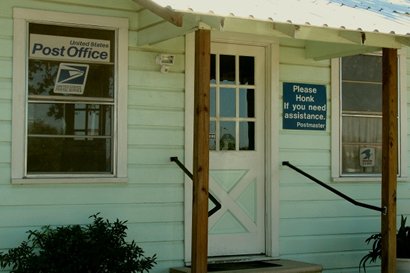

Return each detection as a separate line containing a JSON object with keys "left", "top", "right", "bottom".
{"left": 381, "top": 48, "right": 398, "bottom": 273}
{"left": 192, "top": 28, "right": 211, "bottom": 273}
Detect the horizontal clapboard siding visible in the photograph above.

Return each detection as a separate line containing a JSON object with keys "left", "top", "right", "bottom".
{"left": 278, "top": 44, "right": 410, "bottom": 273}
{"left": 0, "top": 1, "right": 186, "bottom": 272}
{"left": 279, "top": 42, "right": 365, "bottom": 273}
{"left": 0, "top": 2, "right": 409, "bottom": 273}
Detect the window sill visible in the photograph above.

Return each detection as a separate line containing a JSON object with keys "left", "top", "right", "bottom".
{"left": 11, "top": 177, "right": 128, "bottom": 185}
{"left": 332, "top": 176, "right": 408, "bottom": 183}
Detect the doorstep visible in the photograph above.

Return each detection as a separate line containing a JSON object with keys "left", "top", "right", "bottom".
{"left": 170, "top": 259, "right": 322, "bottom": 273}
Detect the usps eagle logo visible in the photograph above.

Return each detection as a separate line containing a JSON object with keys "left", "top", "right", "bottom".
{"left": 359, "top": 147, "right": 375, "bottom": 167}
{"left": 54, "top": 63, "right": 89, "bottom": 95}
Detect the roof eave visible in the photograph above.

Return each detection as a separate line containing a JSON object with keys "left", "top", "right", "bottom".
{"left": 134, "top": 0, "right": 410, "bottom": 59}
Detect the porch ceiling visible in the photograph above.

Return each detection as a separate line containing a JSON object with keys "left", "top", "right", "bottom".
{"left": 133, "top": 0, "right": 409, "bottom": 59}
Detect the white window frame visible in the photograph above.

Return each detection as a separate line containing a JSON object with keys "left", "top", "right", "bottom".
{"left": 331, "top": 50, "right": 407, "bottom": 181}
{"left": 12, "top": 8, "right": 128, "bottom": 184}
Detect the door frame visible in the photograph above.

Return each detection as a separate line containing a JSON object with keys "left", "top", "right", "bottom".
{"left": 183, "top": 31, "right": 280, "bottom": 263}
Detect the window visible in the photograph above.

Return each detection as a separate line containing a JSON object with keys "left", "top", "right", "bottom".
{"left": 12, "top": 9, "right": 128, "bottom": 183}
{"left": 331, "top": 52, "right": 407, "bottom": 180}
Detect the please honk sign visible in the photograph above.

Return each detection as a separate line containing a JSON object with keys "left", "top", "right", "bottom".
{"left": 29, "top": 34, "right": 110, "bottom": 63}
{"left": 282, "top": 82, "right": 327, "bottom": 131}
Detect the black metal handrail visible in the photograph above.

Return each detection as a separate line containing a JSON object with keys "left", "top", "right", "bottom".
{"left": 170, "top": 156, "right": 222, "bottom": 217}
{"left": 282, "top": 161, "right": 386, "bottom": 214}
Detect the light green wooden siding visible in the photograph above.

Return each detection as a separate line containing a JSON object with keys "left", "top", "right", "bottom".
{"left": 278, "top": 41, "right": 410, "bottom": 273}
{"left": 0, "top": 0, "right": 12, "bottom": 187}
{"left": 1, "top": 1, "right": 410, "bottom": 273}
{"left": 0, "top": 1, "right": 185, "bottom": 272}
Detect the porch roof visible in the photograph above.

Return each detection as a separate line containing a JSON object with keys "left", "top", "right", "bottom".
{"left": 133, "top": 0, "right": 410, "bottom": 59}
{"left": 141, "top": 0, "right": 410, "bottom": 36}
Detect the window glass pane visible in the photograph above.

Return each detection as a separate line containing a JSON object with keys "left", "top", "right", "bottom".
{"left": 220, "top": 55, "right": 235, "bottom": 83}
{"left": 342, "top": 82, "right": 382, "bottom": 112}
{"left": 28, "top": 103, "right": 66, "bottom": 134}
{"left": 26, "top": 23, "right": 116, "bottom": 176}
{"left": 342, "top": 115, "right": 382, "bottom": 147}
{"left": 27, "top": 137, "right": 112, "bottom": 173}
{"left": 340, "top": 54, "right": 388, "bottom": 176}
{"left": 28, "top": 60, "right": 114, "bottom": 99}
{"left": 209, "top": 121, "right": 216, "bottom": 151}
{"left": 239, "top": 122, "right": 255, "bottom": 151}
{"left": 342, "top": 144, "right": 382, "bottom": 174}
{"left": 75, "top": 104, "right": 112, "bottom": 136}
{"left": 342, "top": 115, "right": 382, "bottom": 174}
{"left": 342, "top": 54, "right": 382, "bottom": 82}
{"left": 239, "top": 56, "right": 254, "bottom": 85}
{"left": 239, "top": 88, "right": 255, "bottom": 118}
{"left": 28, "top": 103, "right": 112, "bottom": 136}
{"left": 28, "top": 60, "right": 59, "bottom": 96}
{"left": 220, "top": 88, "right": 236, "bottom": 117}
{"left": 220, "top": 122, "right": 235, "bottom": 151}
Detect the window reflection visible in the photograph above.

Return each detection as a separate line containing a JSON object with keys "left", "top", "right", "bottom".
{"left": 220, "top": 122, "right": 236, "bottom": 150}
{"left": 28, "top": 103, "right": 112, "bottom": 136}
{"left": 27, "top": 103, "right": 113, "bottom": 173}
{"left": 28, "top": 60, "right": 114, "bottom": 99}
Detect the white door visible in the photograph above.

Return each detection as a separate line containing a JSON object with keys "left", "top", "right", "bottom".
{"left": 208, "top": 43, "right": 266, "bottom": 257}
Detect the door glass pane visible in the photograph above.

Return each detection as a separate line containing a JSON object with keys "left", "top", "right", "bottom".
{"left": 220, "top": 121, "right": 236, "bottom": 151}
{"left": 239, "top": 56, "right": 254, "bottom": 85}
{"left": 210, "top": 87, "right": 216, "bottom": 117}
{"left": 239, "top": 88, "right": 255, "bottom": 118}
{"left": 220, "top": 88, "right": 236, "bottom": 117}
{"left": 239, "top": 121, "right": 255, "bottom": 151}
{"left": 211, "top": 54, "right": 216, "bottom": 83}
{"left": 220, "top": 55, "right": 235, "bottom": 83}
{"left": 209, "top": 121, "right": 216, "bottom": 151}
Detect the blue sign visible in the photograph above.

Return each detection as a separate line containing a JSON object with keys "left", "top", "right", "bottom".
{"left": 283, "top": 82, "right": 327, "bottom": 130}
{"left": 54, "top": 63, "right": 89, "bottom": 95}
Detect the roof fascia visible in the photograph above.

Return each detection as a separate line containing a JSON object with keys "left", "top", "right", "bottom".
{"left": 133, "top": 3, "right": 410, "bottom": 51}
{"left": 133, "top": 0, "right": 183, "bottom": 27}
{"left": 223, "top": 18, "right": 405, "bottom": 48}
{"left": 305, "top": 41, "right": 380, "bottom": 60}
{"left": 137, "top": 14, "right": 222, "bottom": 45}
{"left": 396, "top": 37, "right": 410, "bottom": 47}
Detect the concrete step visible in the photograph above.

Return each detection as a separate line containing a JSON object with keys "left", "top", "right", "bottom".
{"left": 170, "top": 259, "right": 322, "bottom": 273}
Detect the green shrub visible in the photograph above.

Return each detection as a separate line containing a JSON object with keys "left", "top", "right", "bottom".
{"left": 0, "top": 213, "right": 156, "bottom": 273}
